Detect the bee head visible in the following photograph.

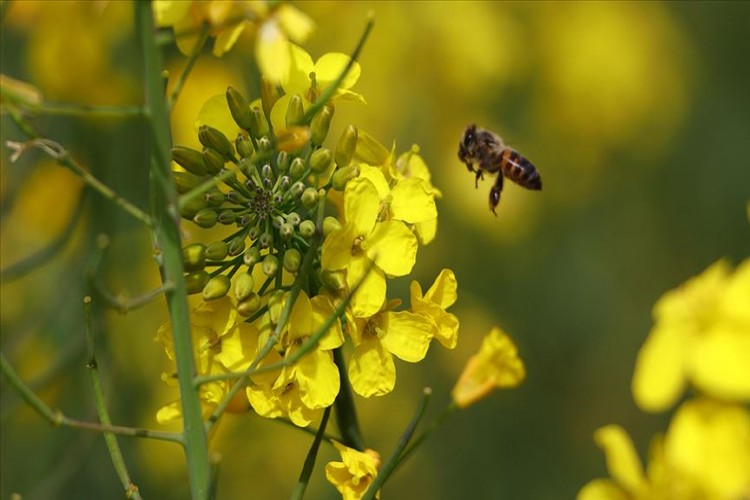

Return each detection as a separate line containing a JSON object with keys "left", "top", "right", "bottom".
{"left": 458, "top": 124, "right": 477, "bottom": 162}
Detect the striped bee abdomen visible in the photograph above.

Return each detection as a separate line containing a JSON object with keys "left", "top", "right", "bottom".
{"left": 500, "top": 149, "right": 542, "bottom": 191}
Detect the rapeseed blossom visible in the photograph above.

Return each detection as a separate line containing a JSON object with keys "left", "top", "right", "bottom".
{"left": 325, "top": 442, "right": 381, "bottom": 500}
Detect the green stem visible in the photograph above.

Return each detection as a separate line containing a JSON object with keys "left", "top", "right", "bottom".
{"left": 332, "top": 347, "right": 364, "bottom": 450}
{"left": 83, "top": 297, "right": 143, "bottom": 500}
{"left": 302, "top": 15, "right": 375, "bottom": 123}
{"left": 0, "top": 352, "right": 182, "bottom": 443}
{"left": 291, "top": 406, "right": 331, "bottom": 500}
{"left": 168, "top": 23, "right": 209, "bottom": 109}
{"left": 397, "top": 401, "right": 458, "bottom": 468}
{"left": 136, "top": 2, "right": 210, "bottom": 498}
{"left": 34, "top": 102, "right": 144, "bottom": 118}
{"left": 362, "top": 388, "right": 433, "bottom": 500}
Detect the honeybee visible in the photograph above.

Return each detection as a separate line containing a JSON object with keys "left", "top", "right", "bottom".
{"left": 458, "top": 124, "right": 542, "bottom": 215}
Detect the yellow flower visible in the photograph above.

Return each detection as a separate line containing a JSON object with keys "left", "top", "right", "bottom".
{"left": 282, "top": 43, "right": 365, "bottom": 104}
{"left": 451, "top": 327, "right": 525, "bottom": 408}
{"left": 325, "top": 441, "right": 381, "bottom": 500}
{"left": 347, "top": 304, "right": 434, "bottom": 398}
{"left": 156, "top": 297, "right": 258, "bottom": 422}
{"left": 410, "top": 269, "right": 460, "bottom": 349}
{"left": 632, "top": 259, "right": 750, "bottom": 412}
{"left": 245, "top": 291, "right": 343, "bottom": 426}
{"left": 578, "top": 399, "right": 750, "bottom": 500}
{"left": 321, "top": 176, "right": 418, "bottom": 318}
{"left": 357, "top": 165, "right": 437, "bottom": 226}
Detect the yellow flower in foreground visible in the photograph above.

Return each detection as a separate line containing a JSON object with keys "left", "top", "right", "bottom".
{"left": 322, "top": 177, "right": 418, "bottom": 318}
{"left": 410, "top": 269, "right": 460, "bottom": 349}
{"left": 578, "top": 399, "right": 750, "bottom": 500}
{"left": 451, "top": 327, "right": 525, "bottom": 408}
{"left": 282, "top": 43, "right": 365, "bottom": 103}
{"left": 632, "top": 259, "right": 750, "bottom": 412}
{"left": 325, "top": 442, "right": 381, "bottom": 500}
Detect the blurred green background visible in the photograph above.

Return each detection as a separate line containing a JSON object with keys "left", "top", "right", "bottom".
{"left": 1, "top": 1, "right": 748, "bottom": 499}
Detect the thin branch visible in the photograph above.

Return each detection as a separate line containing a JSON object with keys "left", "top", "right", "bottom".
{"left": 291, "top": 406, "right": 331, "bottom": 500}
{"left": 168, "top": 23, "right": 209, "bottom": 109}
{"left": 34, "top": 102, "right": 144, "bottom": 118}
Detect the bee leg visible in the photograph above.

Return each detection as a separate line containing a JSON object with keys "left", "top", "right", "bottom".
{"left": 474, "top": 169, "right": 483, "bottom": 188}
{"left": 489, "top": 173, "right": 503, "bottom": 216}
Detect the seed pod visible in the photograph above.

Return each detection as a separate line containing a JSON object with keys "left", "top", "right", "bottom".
{"left": 182, "top": 243, "right": 206, "bottom": 272}
{"left": 310, "top": 148, "right": 332, "bottom": 174}
{"left": 226, "top": 87, "right": 253, "bottom": 130}
{"left": 234, "top": 272, "right": 255, "bottom": 302}
{"left": 198, "top": 125, "right": 234, "bottom": 159}
{"left": 202, "top": 147, "right": 225, "bottom": 175}
{"left": 193, "top": 208, "right": 218, "bottom": 228}
{"left": 283, "top": 248, "right": 302, "bottom": 273}
{"left": 335, "top": 124, "right": 358, "bottom": 167}
{"left": 206, "top": 240, "right": 229, "bottom": 260}
{"left": 262, "top": 254, "right": 279, "bottom": 277}
{"left": 310, "top": 105, "right": 334, "bottom": 145}
{"left": 286, "top": 94, "right": 305, "bottom": 128}
{"left": 172, "top": 146, "right": 208, "bottom": 176}
{"left": 323, "top": 216, "right": 342, "bottom": 236}
{"left": 202, "top": 275, "right": 231, "bottom": 301}
{"left": 185, "top": 270, "right": 210, "bottom": 294}
{"left": 332, "top": 165, "right": 360, "bottom": 190}
{"left": 299, "top": 220, "right": 316, "bottom": 239}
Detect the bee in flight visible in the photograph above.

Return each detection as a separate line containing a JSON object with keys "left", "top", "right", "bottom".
{"left": 458, "top": 124, "right": 542, "bottom": 215}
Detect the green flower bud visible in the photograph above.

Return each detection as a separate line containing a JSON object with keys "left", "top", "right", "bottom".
{"left": 174, "top": 171, "right": 204, "bottom": 194}
{"left": 277, "top": 151, "right": 289, "bottom": 172}
{"left": 234, "top": 272, "right": 255, "bottom": 302}
{"left": 310, "top": 148, "right": 333, "bottom": 174}
{"left": 335, "top": 124, "right": 358, "bottom": 167}
{"left": 283, "top": 248, "right": 302, "bottom": 273}
{"left": 202, "top": 147, "right": 225, "bottom": 175}
{"left": 262, "top": 254, "right": 279, "bottom": 277}
{"left": 310, "top": 105, "right": 334, "bottom": 145}
{"left": 261, "top": 163, "right": 273, "bottom": 180}
{"left": 185, "top": 270, "right": 210, "bottom": 294}
{"left": 236, "top": 134, "right": 254, "bottom": 158}
{"left": 321, "top": 269, "right": 346, "bottom": 291}
{"left": 172, "top": 146, "right": 208, "bottom": 176}
{"left": 199, "top": 125, "right": 234, "bottom": 159}
{"left": 226, "top": 86, "right": 253, "bottom": 130}
{"left": 248, "top": 225, "right": 261, "bottom": 240}
{"left": 204, "top": 189, "right": 225, "bottom": 207}
{"left": 280, "top": 222, "right": 294, "bottom": 240}
{"left": 286, "top": 94, "right": 305, "bottom": 128}
{"left": 228, "top": 236, "right": 246, "bottom": 256}
{"left": 258, "top": 136, "right": 272, "bottom": 153}
{"left": 290, "top": 181, "right": 305, "bottom": 198}
{"left": 237, "top": 293, "right": 262, "bottom": 317}
{"left": 182, "top": 243, "right": 206, "bottom": 272}
{"left": 299, "top": 219, "right": 316, "bottom": 239}
{"left": 180, "top": 196, "right": 207, "bottom": 219}
{"left": 260, "top": 76, "right": 279, "bottom": 122}
{"left": 193, "top": 208, "right": 218, "bottom": 228}
{"left": 217, "top": 209, "right": 237, "bottom": 225}
{"left": 239, "top": 157, "right": 260, "bottom": 181}
{"left": 243, "top": 246, "right": 261, "bottom": 266}
{"left": 259, "top": 232, "right": 272, "bottom": 249}
{"left": 301, "top": 187, "right": 319, "bottom": 208}
{"left": 323, "top": 216, "right": 342, "bottom": 236}
{"left": 206, "top": 240, "right": 229, "bottom": 260}
{"left": 202, "top": 274, "right": 231, "bottom": 301}
{"left": 289, "top": 158, "right": 306, "bottom": 179}
{"left": 286, "top": 212, "right": 301, "bottom": 226}
{"left": 249, "top": 107, "right": 269, "bottom": 140}
{"left": 332, "top": 165, "right": 360, "bottom": 191}
{"left": 268, "top": 289, "right": 285, "bottom": 323}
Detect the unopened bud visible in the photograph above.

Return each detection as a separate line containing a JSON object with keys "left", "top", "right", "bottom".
{"left": 290, "top": 181, "right": 305, "bottom": 198}
{"left": 289, "top": 158, "right": 306, "bottom": 179}
{"left": 259, "top": 232, "right": 273, "bottom": 249}
{"left": 237, "top": 293, "right": 262, "bottom": 316}
{"left": 310, "top": 105, "right": 334, "bottom": 145}
{"left": 185, "top": 270, "right": 210, "bottom": 294}
{"left": 218, "top": 209, "right": 237, "bottom": 225}
{"left": 261, "top": 163, "right": 273, "bottom": 179}
{"left": 226, "top": 86, "right": 253, "bottom": 130}
{"left": 322, "top": 269, "right": 346, "bottom": 291}
{"left": 286, "top": 212, "right": 301, "bottom": 226}
{"left": 257, "top": 136, "right": 271, "bottom": 153}
{"left": 228, "top": 236, "right": 246, "bottom": 256}
{"left": 180, "top": 196, "right": 207, "bottom": 219}
{"left": 279, "top": 175, "right": 290, "bottom": 190}
{"left": 262, "top": 254, "right": 279, "bottom": 277}
{"left": 202, "top": 147, "right": 224, "bottom": 174}
{"left": 182, "top": 243, "right": 206, "bottom": 271}
{"left": 301, "top": 187, "right": 319, "bottom": 208}
{"left": 286, "top": 94, "right": 305, "bottom": 128}
{"left": 277, "top": 151, "right": 289, "bottom": 172}
{"left": 234, "top": 272, "right": 255, "bottom": 302}
{"left": 204, "top": 189, "right": 225, "bottom": 207}
{"left": 239, "top": 158, "right": 259, "bottom": 181}
{"left": 272, "top": 215, "right": 284, "bottom": 229}
{"left": 332, "top": 165, "right": 360, "bottom": 190}
{"left": 236, "top": 134, "right": 254, "bottom": 158}
{"left": 174, "top": 171, "right": 204, "bottom": 194}
{"left": 206, "top": 241, "right": 229, "bottom": 260}
{"left": 276, "top": 126, "right": 310, "bottom": 153}
{"left": 323, "top": 216, "right": 342, "bottom": 236}
{"left": 249, "top": 107, "right": 269, "bottom": 140}
{"left": 283, "top": 248, "right": 302, "bottom": 273}
{"left": 248, "top": 225, "right": 262, "bottom": 240}
{"left": 299, "top": 219, "right": 316, "bottom": 239}
{"left": 193, "top": 208, "right": 218, "bottom": 228}
{"left": 172, "top": 146, "right": 208, "bottom": 176}
{"left": 335, "top": 124, "right": 358, "bottom": 167}
{"left": 243, "top": 246, "right": 261, "bottom": 266}
{"left": 199, "top": 125, "right": 234, "bottom": 159}
{"left": 310, "top": 148, "right": 332, "bottom": 174}
{"left": 260, "top": 76, "right": 279, "bottom": 121}
{"left": 280, "top": 222, "right": 294, "bottom": 240}
{"left": 202, "top": 274, "right": 231, "bottom": 301}
{"left": 268, "top": 290, "right": 285, "bottom": 324}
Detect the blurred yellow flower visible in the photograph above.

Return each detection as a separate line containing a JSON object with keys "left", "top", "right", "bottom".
{"left": 579, "top": 399, "right": 750, "bottom": 500}
{"left": 321, "top": 176, "right": 418, "bottom": 318}
{"left": 282, "top": 43, "right": 365, "bottom": 104}
{"left": 325, "top": 441, "right": 380, "bottom": 500}
{"left": 632, "top": 259, "right": 750, "bottom": 412}
{"left": 410, "top": 269, "right": 460, "bottom": 349}
{"left": 451, "top": 326, "right": 525, "bottom": 409}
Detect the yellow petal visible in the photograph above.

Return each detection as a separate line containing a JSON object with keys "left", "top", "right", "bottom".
{"left": 354, "top": 130, "right": 391, "bottom": 167}
{"left": 322, "top": 225, "right": 357, "bottom": 271}
{"left": 214, "top": 323, "right": 258, "bottom": 371}
{"left": 380, "top": 311, "right": 433, "bottom": 362}
{"left": 424, "top": 269, "right": 458, "bottom": 309}
{"left": 276, "top": 5, "right": 315, "bottom": 44}
{"left": 156, "top": 401, "right": 182, "bottom": 423}
{"left": 593, "top": 425, "right": 645, "bottom": 494}
{"left": 152, "top": 0, "right": 191, "bottom": 27}
{"left": 688, "top": 327, "right": 750, "bottom": 401}
{"left": 195, "top": 93, "right": 241, "bottom": 143}
{"left": 255, "top": 21, "right": 289, "bottom": 82}
{"left": 414, "top": 218, "right": 438, "bottom": 245}
{"left": 331, "top": 89, "right": 367, "bottom": 104}
{"left": 357, "top": 165, "right": 390, "bottom": 200}
{"left": 289, "top": 290, "right": 313, "bottom": 340}
{"left": 577, "top": 479, "right": 629, "bottom": 500}
{"left": 294, "top": 347, "right": 340, "bottom": 409}
{"left": 631, "top": 324, "right": 687, "bottom": 412}
{"left": 311, "top": 295, "right": 344, "bottom": 350}
{"left": 346, "top": 255, "right": 386, "bottom": 318}
{"left": 213, "top": 21, "right": 246, "bottom": 57}
{"left": 345, "top": 177, "right": 379, "bottom": 237}
{"left": 281, "top": 43, "right": 314, "bottom": 97}
{"left": 366, "top": 220, "right": 418, "bottom": 277}
{"left": 349, "top": 337, "right": 395, "bottom": 397}
{"left": 390, "top": 178, "right": 436, "bottom": 223}
{"left": 314, "top": 53, "right": 360, "bottom": 91}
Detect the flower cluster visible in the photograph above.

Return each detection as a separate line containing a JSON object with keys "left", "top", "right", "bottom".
{"left": 579, "top": 258, "right": 750, "bottom": 500}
